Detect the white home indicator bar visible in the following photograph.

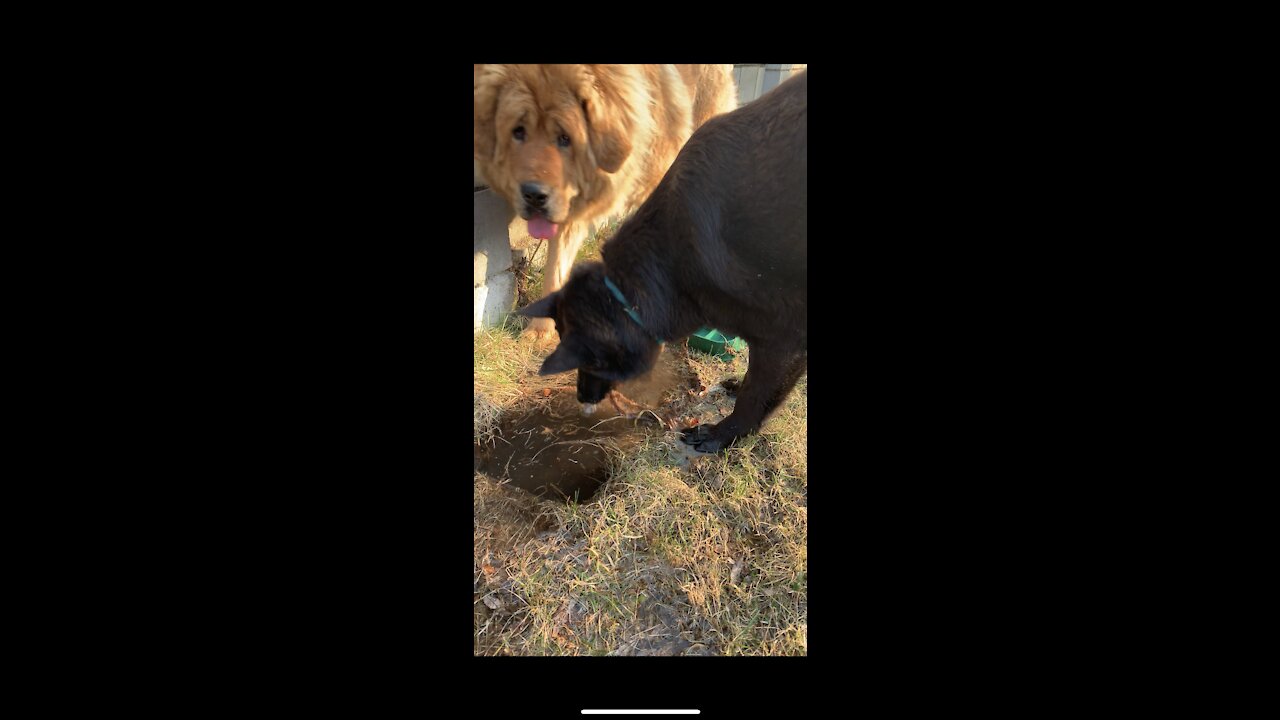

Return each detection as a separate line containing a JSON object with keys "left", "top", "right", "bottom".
{"left": 581, "top": 707, "right": 701, "bottom": 712}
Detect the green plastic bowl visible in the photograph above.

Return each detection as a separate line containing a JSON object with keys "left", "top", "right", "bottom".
{"left": 687, "top": 327, "right": 747, "bottom": 362}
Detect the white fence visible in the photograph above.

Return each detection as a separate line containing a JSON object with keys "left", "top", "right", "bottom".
{"left": 733, "top": 64, "right": 806, "bottom": 105}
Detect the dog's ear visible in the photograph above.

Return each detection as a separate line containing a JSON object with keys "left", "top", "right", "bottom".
{"left": 580, "top": 70, "right": 634, "bottom": 173}
{"left": 517, "top": 293, "right": 558, "bottom": 319}
{"left": 474, "top": 65, "right": 504, "bottom": 161}
{"left": 538, "top": 344, "right": 582, "bottom": 376}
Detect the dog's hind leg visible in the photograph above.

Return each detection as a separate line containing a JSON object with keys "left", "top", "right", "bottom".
{"left": 681, "top": 344, "right": 807, "bottom": 453}
{"left": 522, "top": 221, "right": 588, "bottom": 342}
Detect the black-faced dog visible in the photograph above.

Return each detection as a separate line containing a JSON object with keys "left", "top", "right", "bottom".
{"left": 520, "top": 71, "right": 806, "bottom": 453}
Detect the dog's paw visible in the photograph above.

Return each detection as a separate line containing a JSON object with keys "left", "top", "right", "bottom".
{"left": 520, "top": 318, "right": 558, "bottom": 344}
{"left": 679, "top": 424, "right": 729, "bottom": 453}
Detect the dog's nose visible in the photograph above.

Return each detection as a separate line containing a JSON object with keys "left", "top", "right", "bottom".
{"left": 521, "top": 182, "right": 549, "bottom": 208}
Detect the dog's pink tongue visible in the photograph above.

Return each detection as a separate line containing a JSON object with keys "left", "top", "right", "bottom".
{"left": 528, "top": 216, "right": 559, "bottom": 239}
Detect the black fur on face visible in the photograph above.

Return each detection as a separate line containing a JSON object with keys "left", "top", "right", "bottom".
{"left": 575, "top": 369, "right": 614, "bottom": 405}
{"left": 517, "top": 262, "right": 662, "bottom": 404}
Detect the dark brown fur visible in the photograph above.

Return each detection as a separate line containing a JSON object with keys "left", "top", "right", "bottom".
{"left": 521, "top": 71, "right": 807, "bottom": 452}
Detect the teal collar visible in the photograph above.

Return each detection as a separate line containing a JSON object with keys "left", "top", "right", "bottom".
{"left": 603, "top": 276, "right": 663, "bottom": 344}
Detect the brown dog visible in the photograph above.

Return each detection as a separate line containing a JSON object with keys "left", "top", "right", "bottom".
{"left": 473, "top": 64, "right": 737, "bottom": 340}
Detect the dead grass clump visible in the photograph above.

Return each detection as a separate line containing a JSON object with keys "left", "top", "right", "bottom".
{"left": 474, "top": 301, "right": 806, "bottom": 656}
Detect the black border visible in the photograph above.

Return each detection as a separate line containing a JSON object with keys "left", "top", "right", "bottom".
{"left": 105, "top": 42, "right": 1160, "bottom": 710}
{"left": 468, "top": 63, "right": 822, "bottom": 716}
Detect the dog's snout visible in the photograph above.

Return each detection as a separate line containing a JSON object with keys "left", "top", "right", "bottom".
{"left": 521, "top": 182, "right": 549, "bottom": 208}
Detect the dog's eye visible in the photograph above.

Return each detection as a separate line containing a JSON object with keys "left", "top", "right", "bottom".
{"left": 513, "top": 126, "right": 525, "bottom": 141}
{"left": 557, "top": 133, "right": 571, "bottom": 148}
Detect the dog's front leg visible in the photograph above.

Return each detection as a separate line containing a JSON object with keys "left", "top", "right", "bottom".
{"left": 522, "top": 222, "right": 587, "bottom": 342}
{"left": 681, "top": 344, "right": 807, "bottom": 453}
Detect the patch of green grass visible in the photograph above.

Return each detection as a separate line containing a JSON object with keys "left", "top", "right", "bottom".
{"left": 473, "top": 319, "right": 552, "bottom": 444}
{"left": 576, "top": 215, "right": 621, "bottom": 263}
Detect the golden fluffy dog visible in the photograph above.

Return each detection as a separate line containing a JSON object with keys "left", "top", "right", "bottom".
{"left": 473, "top": 64, "right": 738, "bottom": 339}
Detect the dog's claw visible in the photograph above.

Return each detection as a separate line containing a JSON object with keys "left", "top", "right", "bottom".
{"left": 680, "top": 424, "right": 727, "bottom": 453}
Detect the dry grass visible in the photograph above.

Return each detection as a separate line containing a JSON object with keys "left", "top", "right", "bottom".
{"left": 474, "top": 310, "right": 808, "bottom": 655}
{"left": 473, "top": 320, "right": 548, "bottom": 444}
{"left": 510, "top": 215, "right": 618, "bottom": 302}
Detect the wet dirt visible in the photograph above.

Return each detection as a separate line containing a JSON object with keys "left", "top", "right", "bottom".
{"left": 474, "top": 349, "right": 696, "bottom": 503}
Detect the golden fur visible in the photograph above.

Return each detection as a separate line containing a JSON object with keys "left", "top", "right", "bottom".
{"left": 473, "top": 64, "right": 738, "bottom": 339}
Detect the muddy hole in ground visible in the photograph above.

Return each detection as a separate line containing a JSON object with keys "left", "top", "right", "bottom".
{"left": 475, "top": 348, "right": 695, "bottom": 503}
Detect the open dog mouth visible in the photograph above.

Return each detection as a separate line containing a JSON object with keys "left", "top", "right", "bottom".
{"left": 522, "top": 209, "right": 561, "bottom": 239}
